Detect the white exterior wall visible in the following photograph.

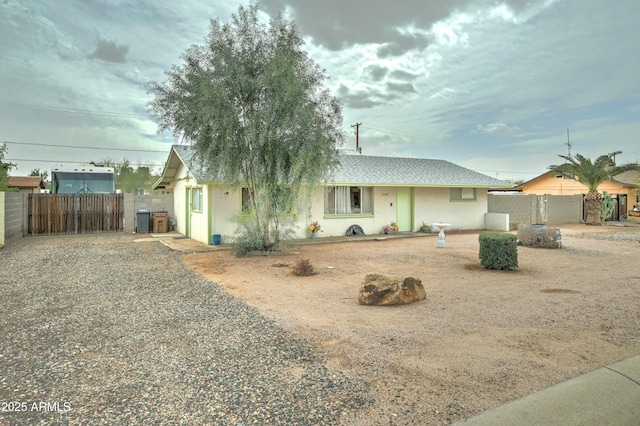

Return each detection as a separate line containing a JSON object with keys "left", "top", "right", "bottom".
{"left": 414, "top": 187, "right": 489, "bottom": 230}
{"left": 170, "top": 183, "right": 492, "bottom": 244}
{"left": 172, "top": 163, "right": 189, "bottom": 235}
{"left": 210, "top": 185, "right": 243, "bottom": 244}
{"left": 189, "top": 185, "right": 210, "bottom": 245}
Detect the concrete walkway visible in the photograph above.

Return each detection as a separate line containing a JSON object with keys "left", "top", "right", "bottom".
{"left": 138, "top": 230, "right": 436, "bottom": 253}
{"left": 454, "top": 355, "right": 640, "bottom": 425}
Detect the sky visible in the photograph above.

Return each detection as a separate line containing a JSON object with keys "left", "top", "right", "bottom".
{"left": 1, "top": 0, "right": 639, "bottom": 182}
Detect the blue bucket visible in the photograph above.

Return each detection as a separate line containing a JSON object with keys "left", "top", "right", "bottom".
{"left": 212, "top": 234, "right": 222, "bottom": 245}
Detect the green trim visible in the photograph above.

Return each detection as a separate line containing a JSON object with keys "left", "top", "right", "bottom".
{"left": 323, "top": 214, "right": 375, "bottom": 219}
{"left": 185, "top": 187, "right": 190, "bottom": 237}
{"left": 328, "top": 182, "right": 504, "bottom": 188}
{"left": 207, "top": 185, "right": 212, "bottom": 245}
{"left": 396, "top": 187, "right": 413, "bottom": 231}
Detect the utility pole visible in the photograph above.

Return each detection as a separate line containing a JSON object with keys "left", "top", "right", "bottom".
{"left": 351, "top": 122, "right": 362, "bottom": 153}
{"left": 566, "top": 128, "right": 572, "bottom": 157}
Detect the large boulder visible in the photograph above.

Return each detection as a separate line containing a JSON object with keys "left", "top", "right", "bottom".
{"left": 358, "top": 274, "right": 426, "bottom": 306}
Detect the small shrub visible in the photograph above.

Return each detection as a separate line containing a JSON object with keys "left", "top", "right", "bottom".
{"left": 418, "top": 221, "right": 433, "bottom": 233}
{"left": 517, "top": 224, "right": 561, "bottom": 248}
{"left": 232, "top": 215, "right": 264, "bottom": 257}
{"left": 292, "top": 258, "right": 316, "bottom": 276}
{"left": 479, "top": 232, "right": 518, "bottom": 270}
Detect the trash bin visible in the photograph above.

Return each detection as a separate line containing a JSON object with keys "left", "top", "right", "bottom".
{"left": 152, "top": 211, "right": 169, "bottom": 233}
{"left": 212, "top": 234, "right": 222, "bottom": 245}
{"left": 136, "top": 210, "right": 151, "bottom": 234}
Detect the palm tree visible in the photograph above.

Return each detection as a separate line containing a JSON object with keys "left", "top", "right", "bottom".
{"left": 551, "top": 151, "right": 640, "bottom": 225}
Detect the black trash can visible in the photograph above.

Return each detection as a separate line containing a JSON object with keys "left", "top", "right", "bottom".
{"left": 136, "top": 210, "right": 151, "bottom": 234}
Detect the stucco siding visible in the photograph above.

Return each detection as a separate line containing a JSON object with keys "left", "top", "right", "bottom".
{"left": 0, "top": 192, "right": 27, "bottom": 247}
{"left": 414, "top": 187, "right": 488, "bottom": 230}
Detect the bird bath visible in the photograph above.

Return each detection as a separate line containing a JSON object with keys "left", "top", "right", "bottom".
{"left": 432, "top": 222, "right": 451, "bottom": 248}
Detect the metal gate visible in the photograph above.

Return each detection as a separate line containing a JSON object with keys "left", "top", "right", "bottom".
{"left": 28, "top": 194, "right": 124, "bottom": 235}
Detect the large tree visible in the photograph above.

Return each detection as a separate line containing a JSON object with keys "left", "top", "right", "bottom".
{"left": 552, "top": 151, "right": 640, "bottom": 225}
{"left": 0, "top": 142, "right": 16, "bottom": 192}
{"left": 149, "top": 4, "right": 343, "bottom": 249}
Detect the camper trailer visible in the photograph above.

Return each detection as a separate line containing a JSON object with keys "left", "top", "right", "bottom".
{"left": 51, "top": 165, "right": 116, "bottom": 194}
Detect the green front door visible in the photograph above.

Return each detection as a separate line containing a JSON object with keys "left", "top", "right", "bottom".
{"left": 396, "top": 187, "right": 413, "bottom": 231}
{"left": 185, "top": 188, "right": 191, "bottom": 238}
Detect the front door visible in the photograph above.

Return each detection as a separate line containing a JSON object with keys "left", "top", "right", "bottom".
{"left": 185, "top": 188, "right": 192, "bottom": 237}
{"left": 396, "top": 187, "right": 413, "bottom": 231}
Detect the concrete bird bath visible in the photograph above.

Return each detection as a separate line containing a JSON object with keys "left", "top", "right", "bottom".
{"left": 432, "top": 222, "right": 451, "bottom": 248}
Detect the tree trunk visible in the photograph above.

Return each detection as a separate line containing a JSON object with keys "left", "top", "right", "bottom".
{"left": 262, "top": 198, "right": 272, "bottom": 250}
{"left": 584, "top": 189, "right": 603, "bottom": 225}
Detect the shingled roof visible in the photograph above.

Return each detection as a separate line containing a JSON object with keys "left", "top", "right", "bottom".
{"left": 330, "top": 153, "right": 509, "bottom": 188}
{"left": 7, "top": 176, "right": 46, "bottom": 189}
{"left": 154, "top": 145, "right": 510, "bottom": 189}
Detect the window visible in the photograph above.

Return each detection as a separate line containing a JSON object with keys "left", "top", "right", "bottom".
{"left": 191, "top": 187, "right": 203, "bottom": 211}
{"left": 325, "top": 186, "right": 373, "bottom": 214}
{"left": 450, "top": 187, "right": 476, "bottom": 201}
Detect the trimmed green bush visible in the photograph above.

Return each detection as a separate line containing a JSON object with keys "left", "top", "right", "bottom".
{"left": 479, "top": 232, "right": 518, "bottom": 270}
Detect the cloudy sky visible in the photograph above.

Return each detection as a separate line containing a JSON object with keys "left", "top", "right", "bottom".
{"left": 2, "top": 0, "right": 638, "bottom": 181}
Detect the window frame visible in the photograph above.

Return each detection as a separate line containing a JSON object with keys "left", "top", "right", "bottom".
{"left": 191, "top": 187, "right": 203, "bottom": 212}
{"left": 324, "top": 186, "right": 374, "bottom": 216}
{"left": 450, "top": 187, "right": 476, "bottom": 201}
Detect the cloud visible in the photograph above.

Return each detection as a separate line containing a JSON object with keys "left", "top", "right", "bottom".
{"left": 475, "top": 122, "right": 521, "bottom": 136}
{"left": 364, "top": 64, "right": 388, "bottom": 82}
{"left": 87, "top": 38, "right": 129, "bottom": 63}
{"left": 260, "top": 0, "right": 475, "bottom": 53}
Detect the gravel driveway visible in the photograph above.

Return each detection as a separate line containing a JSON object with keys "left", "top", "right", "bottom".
{"left": 0, "top": 233, "right": 370, "bottom": 425}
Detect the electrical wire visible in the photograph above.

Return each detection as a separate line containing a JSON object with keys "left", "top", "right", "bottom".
{"left": 3, "top": 140, "right": 170, "bottom": 153}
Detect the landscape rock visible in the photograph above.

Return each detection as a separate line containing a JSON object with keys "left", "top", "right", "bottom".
{"left": 358, "top": 274, "right": 426, "bottom": 306}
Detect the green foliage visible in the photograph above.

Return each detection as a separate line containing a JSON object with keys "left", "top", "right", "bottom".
{"left": 231, "top": 210, "right": 264, "bottom": 257}
{"left": 232, "top": 207, "right": 298, "bottom": 257}
{"left": 0, "top": 142, "right": 16, "bottom": 192}
{"left": 418, "top": 221, "right": 433, "bottom": 233}
{"left": 29, "top": 168, "right": 49, "bottom": 183}
{"left": 95, "top": 158, "right": 153, "bottom": 193}
{"left": 149, "top": 3, "right": 343, "bottom": 250}
{"left": 600, "top": 191, "right": 616, "bottom": 222}
{"left": 479, "top": 233, "right": 518, "bottom": 270}
{"left": 551, "top": 151, "right": 640, "bottom": 225}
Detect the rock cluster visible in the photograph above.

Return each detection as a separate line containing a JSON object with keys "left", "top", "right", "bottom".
{"left": 358, "top": 274, "right": 426, "bottom": 305}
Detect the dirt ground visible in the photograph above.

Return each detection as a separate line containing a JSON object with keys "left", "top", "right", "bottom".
{"left": 182, "top": 224, "right": 640, "bottom": 425}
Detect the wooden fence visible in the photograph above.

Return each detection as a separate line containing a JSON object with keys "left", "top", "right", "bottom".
{"left": 28, "top": 194, "right": 124, "bottom": 235}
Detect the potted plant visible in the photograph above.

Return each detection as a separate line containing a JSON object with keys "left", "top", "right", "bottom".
{"left": 308, "top": 220, "right": 322, "bottom": 238}
{"left": 383, "top": 222, "right": 399, "bottom": 234}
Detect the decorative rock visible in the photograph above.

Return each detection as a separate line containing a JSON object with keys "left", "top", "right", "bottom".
{"left": 358, "top": 274, "right": 426, "bottom": 306}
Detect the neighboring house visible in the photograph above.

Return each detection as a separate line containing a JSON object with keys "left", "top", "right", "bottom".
{"left": 153, "top": 145, "right": 511, "bottom": 245}
{"left": 7, "top": 176, "right": 46, "bottom": 193}
{"left": 512, "top": 169, "right": 640, "bottom": 219}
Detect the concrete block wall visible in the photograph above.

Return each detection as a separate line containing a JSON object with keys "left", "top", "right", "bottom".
{"left": 488, "top": 193, "right": 582, "bottom": 229}
{"left": 0, "top": 192, "right": 28, "bottom": 248}
{"left": 124, "top": 193, "right": 175, "bottom": 233}
{"left": 546, "top": 194, "right": 583, "bottom": 224}
{"left": 485, "top": 213, "right": 509, "bottom": 231}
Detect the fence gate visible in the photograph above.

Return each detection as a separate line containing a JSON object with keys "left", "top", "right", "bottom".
{"left": 28, "top": 194, "right": 124, "bottom": 235}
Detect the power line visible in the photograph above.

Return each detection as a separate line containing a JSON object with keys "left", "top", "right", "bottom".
{"left": 0, "top": 101, "right": 151, "bottom": 119}
{"left": 6, "top": 158, "right": 167, "bottom": 167}
{"left": 3, "top": 140, "right": 170, "bottom": 153}
{"left": 361, "top": 121, "right": 435, "bottom": 142}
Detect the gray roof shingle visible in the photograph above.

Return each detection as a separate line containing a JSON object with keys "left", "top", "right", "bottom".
{"left": 330, "top": 153, "right": 510, "bottom": 188}
{"left": 156, "top": 145, "right": 510, "bottom": 189}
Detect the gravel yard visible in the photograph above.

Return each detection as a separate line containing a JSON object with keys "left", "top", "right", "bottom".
{"left": 183, "top": 223, "right": 640, "bottom": 425}
{"left": 0, "top": 234, "right": 370, "bottom": 425}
